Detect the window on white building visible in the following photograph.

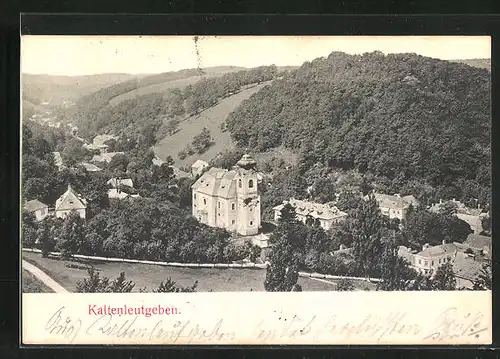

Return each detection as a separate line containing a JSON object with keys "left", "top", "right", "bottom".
{"left": 232, "top": 220, "right": 235, "bottom": 224}
{"left": 218, "top": 202, "right": 221, "bottom": 208}
{"left": 250, "top": 221, "right": 253, "bottom": 225}
{"left": 203, "top": 199, "right": 207, "bottom": 205}
{"left": 194, "top": 194, "right": 196, "bottom": 199}
{"left": 231, "top": 203, "right": 235, "bottom": 210}
{"left": 238, "top": 179, "right": 242, "bottom": 188}
{"left": 249, "top": 179, "right": 254, "bottom": 188}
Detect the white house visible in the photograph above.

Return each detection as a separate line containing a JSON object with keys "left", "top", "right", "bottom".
{"left": 273, "top": 198, "right": 348, "bottom": 231}
{"left": 191, "top": 159, "right": 209, "bottom": 177}
{"left": 24, "top": 199, "right": 49, "bottom": 221}
{"left": 372, "top": 192, "right": 419, "bottom": 221}
{"left": 55, "top": 184, "right": 87, "bottom": 220}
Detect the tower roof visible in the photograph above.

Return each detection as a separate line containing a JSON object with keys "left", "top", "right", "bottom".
{"left": 236, "top": 154, "right": 256, "bottom": 169}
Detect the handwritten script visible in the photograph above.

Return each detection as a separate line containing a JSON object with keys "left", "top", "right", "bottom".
{"left": 42, "top": 305, "right": 489, "bottom": 344}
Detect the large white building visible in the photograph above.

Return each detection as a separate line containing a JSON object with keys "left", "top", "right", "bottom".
{"left": 273, "top": 198, "right": 348, "bottom": 231}
{"left": 372, "top": 192, "right": 420, "bottom": 221}
{"left": 191, "top": 154, "right": 261, "bottom": 236}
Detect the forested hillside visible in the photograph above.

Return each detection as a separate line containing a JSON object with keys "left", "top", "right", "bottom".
{"left": 65, "top": 65, "right": 280, "bottom": 141}
{"left": 226, "top": 52, "right": 491, "bottom": 207}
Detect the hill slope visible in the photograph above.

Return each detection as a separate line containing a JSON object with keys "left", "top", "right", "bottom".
{"left": 109, "top": 66, "right": 245, "bottom": 106}
{"left": 451, "top": 58, "right": 490, "bottom": 70}
{"left": 154, "top": 82, "right": 270, "bottom": 167}
{"left": 226, "top": 52, "right": 491, "bottom": 205}
{"left": 22, "top": 73, "right": 143, "bottom": 106}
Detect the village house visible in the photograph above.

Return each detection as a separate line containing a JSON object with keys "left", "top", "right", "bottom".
{"left": 52, "top": 151, "right": 65, "bottom": 171}
{"left": 464, "top": 233, "right": 492, "bottom": 259}
{"left": 107, "top": 178, "right": 134, "bottom": 189}
{"left": 24, "top": 199, "right": 49, "bottom": 221}
{"left": 107, "top": 178, "right": 135, "bottom": 200}
{"left": 398, "top": 241, "right": 457, "bottom": 275}
{"left": 191, "top": 154, "right": 261, "bottom": 236}
{"left": 429, "top": 199, "right": 487, "bottom": 234}
{"left": 273, "top": 198, "right": 348, "bottom": 231}
{"left": 191, "top": 159, "right": 209, "bottom": 177}
{"left": 80, "top": 162, "right": 102, "bottom": 172}
{"left": 55, "top": 184, "right": 87, "bottom": 220}
{"left": 91, "top": 152, "right": 125, "bottom": 163}
{"left": 372, "top": 192, "right": 420, "bottom": 221}
{"left": 84, "top": 134, "right": 119, "bottom": 153}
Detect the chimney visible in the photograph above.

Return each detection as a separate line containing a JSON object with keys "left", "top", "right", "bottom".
{"left": 442, "top": 239, "right": 446, "bottom": 245}
{"left": 422, "top": 243, "right": 430, "bottom": 251}
{"left": 340, "top": 244, "right": 346, "bottom": 250}
{"left": 439, "top": 199, "right": 442, "bottom": 204}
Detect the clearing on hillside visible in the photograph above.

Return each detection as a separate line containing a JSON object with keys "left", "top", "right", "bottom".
{"left": 154, "top": 82, "right": 270, "bottom": 168}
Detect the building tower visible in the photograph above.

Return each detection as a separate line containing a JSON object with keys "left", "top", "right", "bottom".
{"left": 234, "top": 154, "right": 261, "bottom": 235}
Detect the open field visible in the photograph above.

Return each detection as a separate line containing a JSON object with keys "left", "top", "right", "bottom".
{"left": 109, "top": 67, "right": 245, "bottom": 106}
{"left": 154, "top": 82, "right": 270, "bottom": 167}
{"left": 22, "top": 268, "right": 54, "bottom": 293}
{"left": 22, "top": 252, "right": 375, "bottom": 292}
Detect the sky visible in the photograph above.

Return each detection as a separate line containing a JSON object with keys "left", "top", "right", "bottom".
{"left": 21, "top": 36, "right": 491, "bottom": 76}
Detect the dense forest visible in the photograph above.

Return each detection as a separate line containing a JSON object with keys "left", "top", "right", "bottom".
{"left": 59, "top": 66, "right": 279, "bottom": 142}
{"left": 226, "top": 52, "right": 491, "bottom": 208}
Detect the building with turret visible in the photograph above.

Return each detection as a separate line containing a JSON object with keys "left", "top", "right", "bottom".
{"left": 191, "top": 154, "right": 261, "bottom": 235}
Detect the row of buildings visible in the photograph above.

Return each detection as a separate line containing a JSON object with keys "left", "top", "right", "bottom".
{"left": 24, "top": 185, "right": 87, "bottom": 221}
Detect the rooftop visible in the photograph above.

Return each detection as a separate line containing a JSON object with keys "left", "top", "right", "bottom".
{"left": 191, "top": 159, "right": 209, "bottom": 169}
{"left": 465, "top": 234, "right": 492, "bottom": 251}
{"left": 107, "top": 178, "right": 134, "bottom": 188}
{"left": 274, "top": 198, "right": 348, "bottom": 221}
{"left": 373, "top": 192, "right": 419, "bottom": 210}
{"left": 417, "top": 243, "right": 457, "bottom": 258}
{"left": 24, "top": 199, "right": 48, "bottom": 212}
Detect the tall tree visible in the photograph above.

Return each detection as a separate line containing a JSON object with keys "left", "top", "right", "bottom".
{"left": 350, "top": 194, "right": 386, "bottom": 277}
{"left": 431, "top": 262, "right": 457, "bottom": 290}
{"left": 37, "top": 219, "right": 55, "bottom": 258}
{"left": 57, "top": 210, "right": 85, "bottom": 259}
{"left": 264, "top": 204, "right": 304, "bottom": 292}
{"left": 473, "top": 261, "right": 492, "bottom": 290}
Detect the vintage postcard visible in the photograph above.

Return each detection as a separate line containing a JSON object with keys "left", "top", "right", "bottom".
{"left": 20, "top": 35, "right": 492, "bottom": 345}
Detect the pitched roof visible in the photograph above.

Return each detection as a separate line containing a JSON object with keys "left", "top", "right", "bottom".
{"left": 108, "top": 188, "right": 129, "bottom": 200}
{"left": 24, "top": 199, "right": 48, "bottom": 212}
{"left": 152, "top": 156, "right": 165, "bottom": 166}
{"left": 274, "top": 198, "right": 348, "bottom": 221}
{"left": 52, "top": 152, "right": 64, "bottom": 167}
{"left": 465, "top": 234, "right": 491, "bottom": 251}
{"left": 80, "top": 162, "right": 102, "bottom": 172}
{"left": 417, "top": 243, "right": 457, "bottom": 258}
{"left": 172, "top": 166, "right": 191, "bottom": 179}
{"left": 453, "top": 252, "right": 484, "bottom": 280}
{"left": 191, "top": 159, "right": 209, "bottom": 169}
{"left": 373, "top": 193, "right": 417, "bottom": 210}
{"left": 93, "top": 134, "right": 118, "bottom": 146}
{"left": 92, "top": 152, "right": 124, "bottom": 163}
{"left": 55, "top": 185, "right": 87, "bottom": 211}
{"left": 107, "top": 178, "right": 134, "bottom": 188}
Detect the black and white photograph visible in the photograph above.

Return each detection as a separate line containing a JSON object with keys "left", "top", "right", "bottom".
{"left": 21, "top": 35, "right": 492, "bottom": 297}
